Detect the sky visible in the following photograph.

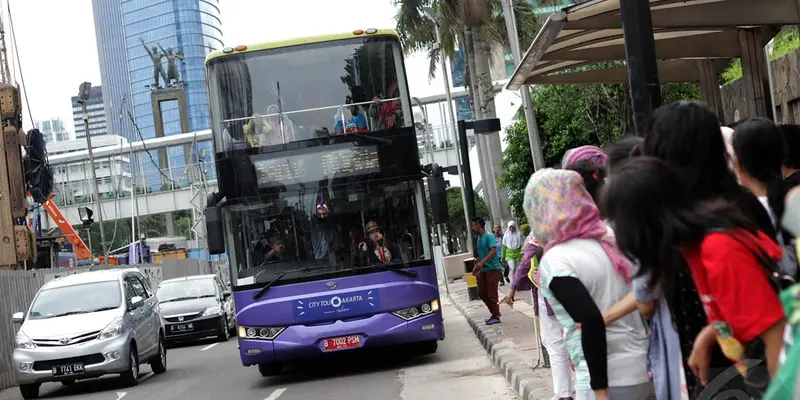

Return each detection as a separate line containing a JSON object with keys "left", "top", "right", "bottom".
{"left": 8, "top": 0, "right": 452, "bottom": 136}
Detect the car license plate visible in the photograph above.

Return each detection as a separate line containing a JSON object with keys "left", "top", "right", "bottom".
{"left": 171, "top": 323, "right": 194, "bottom": 333}
{"left": 52, "top": 363, "right": 84, "bottom": 377}
{"left": 322, "top": 335, "right": 361, "bottom": 352}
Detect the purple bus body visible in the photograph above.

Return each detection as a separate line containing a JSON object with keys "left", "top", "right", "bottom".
{"left": 233, "top": 265, "right": 444, "bottom": 366}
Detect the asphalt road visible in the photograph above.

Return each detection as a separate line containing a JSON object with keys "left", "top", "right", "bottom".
{"left": 2, "top": 295, "right": 517, "bottom": 400}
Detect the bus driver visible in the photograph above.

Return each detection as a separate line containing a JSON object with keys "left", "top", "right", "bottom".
{"left": 359, "top": 221, "right": 400, "bottom": 265}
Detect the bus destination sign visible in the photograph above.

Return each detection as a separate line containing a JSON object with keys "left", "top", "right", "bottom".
{"left": 253, "top": 145, "right": 380, "bottom": 187}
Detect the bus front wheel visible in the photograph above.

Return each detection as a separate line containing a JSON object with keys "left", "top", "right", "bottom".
{"left": 258, "top": 363, "right": 282, "bottom": 377}
{"left": 416, "top": 340, "right": 438, "bottom": 355}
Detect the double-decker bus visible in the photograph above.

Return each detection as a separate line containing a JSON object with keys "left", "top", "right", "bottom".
{"left": 203, "top": 29, "right": 444, "bottom": 376}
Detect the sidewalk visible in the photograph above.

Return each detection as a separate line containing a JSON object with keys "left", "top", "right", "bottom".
{"left": 444, "top": 281, "right": 554, "bottom": 400}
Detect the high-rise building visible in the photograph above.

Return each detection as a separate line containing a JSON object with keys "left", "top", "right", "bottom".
{"left": 71, "top": 85, "right": 107, "bottom": 138}
{"left": 34, "top": 118, "right": 70, "bottom": 144}
{"left": 91, "top": 0, "right": 223, "bottom": 142}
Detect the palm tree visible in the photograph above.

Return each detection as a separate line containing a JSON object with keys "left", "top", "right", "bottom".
{"left": 394, "top": 0, "right": 546, "bottom": 224}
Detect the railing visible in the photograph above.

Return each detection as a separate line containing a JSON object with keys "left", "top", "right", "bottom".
{"left": 49, "top": 161, "right": 217, "bottom": 208}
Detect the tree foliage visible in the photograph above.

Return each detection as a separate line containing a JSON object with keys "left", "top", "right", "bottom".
{"left": 500, "top": 82, "right": 700, "bottom": 223}
{"left": 393, "top": 0, "right": 545, "bottom": 78}
{"left": 721, "top": 28, "right": 800, "bottom": 85}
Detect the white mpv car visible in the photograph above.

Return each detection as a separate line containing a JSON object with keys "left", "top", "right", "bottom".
{"left": 12, "top": 269, "right": 167, "bottom": 399}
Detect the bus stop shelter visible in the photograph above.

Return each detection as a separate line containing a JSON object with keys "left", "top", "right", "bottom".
{"left": 506, "top": 0, "right": 800, "bottom": 125}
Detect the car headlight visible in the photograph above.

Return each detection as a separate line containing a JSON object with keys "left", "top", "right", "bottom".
{"left": 237, "top": 325, "right": 286, "bottom": 340}
{"left": 99, "top": 317, "right": 124, "bottom": 340}
{"left": 203, "top": 306, "right": 223, "bottom": 316}
{"left": 392, "top": 299, "right": 440, "bottom": 321}
{"left": 16, "top": 331, "right": 35, "bottom": 349}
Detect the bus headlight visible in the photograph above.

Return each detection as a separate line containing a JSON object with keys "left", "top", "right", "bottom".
{"left": 238, "top": 325, "right": 286, "bottom": 340}
{"left": 392, "top": 299, "right": 440, "bottom": 321}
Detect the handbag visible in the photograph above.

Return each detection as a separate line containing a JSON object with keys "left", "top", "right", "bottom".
{"left": 709, "top": 229, "right": 796, "bottom": 399}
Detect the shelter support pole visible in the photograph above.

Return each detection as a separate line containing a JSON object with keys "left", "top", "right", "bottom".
{"left": 697, "top": 60, "right": 725, "bottom": 120}
{"left": 739, "top": 29, "right": 774, "bottom": 120}
{"left": 619, "top": 0, "right": 662, "bottom": 136}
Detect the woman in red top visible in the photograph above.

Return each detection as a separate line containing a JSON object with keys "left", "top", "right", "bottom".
{"left": 602, "top": 157, "right": 786, "bottom": 397}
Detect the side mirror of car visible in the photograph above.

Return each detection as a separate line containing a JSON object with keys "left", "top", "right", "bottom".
{"left": 222, "top": 291, "right": 232, "bottom": 299}
{"left": 12, "top": 312, "right": 23, "bottom": 324}
{"left": 130, "top": 296, "right": 145, "bottom": 310}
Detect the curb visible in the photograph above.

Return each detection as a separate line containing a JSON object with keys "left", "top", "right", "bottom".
{"left": 447, "top": 289, "right": 552, "bottom": 400}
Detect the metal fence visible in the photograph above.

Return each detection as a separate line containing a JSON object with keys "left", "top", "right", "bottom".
{"left": 0, "top": 260, "right": 229, "bottom": 389}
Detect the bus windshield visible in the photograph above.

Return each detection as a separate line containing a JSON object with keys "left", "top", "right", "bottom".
{"left": 207, "top": 36, "right": 411, "bottom": 153}
{"left": 224, "top": 180, "right": 431, "bottom": 288}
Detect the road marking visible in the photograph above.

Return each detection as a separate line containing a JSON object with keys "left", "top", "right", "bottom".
{"left": 116, "top": 392, "right": 127, "bottom": 400}
{"left": 264, "top": 388, "right": 287, "bottom": 400}
{"left": 200, "top": 342, "right": 219, "bottom": 351}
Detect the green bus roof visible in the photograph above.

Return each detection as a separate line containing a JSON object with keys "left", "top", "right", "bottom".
{"left": 205, "top": 29, "right": 400, "bottom": 65}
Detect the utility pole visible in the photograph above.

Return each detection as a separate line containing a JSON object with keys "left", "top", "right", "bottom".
{"left": 77, "top": 82, "right": 108, "bottom": 259}
{"left": 501, "top": 0, "right": 546, "bottom": 171}
{"left": 619, "top": 0, "right": 662, "bottom": 135}
{"left": 423, "top": 7, "right": 473, "bottom": 254}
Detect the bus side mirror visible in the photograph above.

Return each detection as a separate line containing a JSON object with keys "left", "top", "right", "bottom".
{"left": 205, "top": 205, "right": 225, "bottom": 255}
{"left": 428, "top": 174, "right": 448, "bottom": 225}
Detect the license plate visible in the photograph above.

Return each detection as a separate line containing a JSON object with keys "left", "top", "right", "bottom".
{"left": 52, "top": 363, "right": 84, "bottom": 377}
{"left": 170, "top": 323, "right": 194, "bottom": 333}
{"left": 322, "top": 335, "right": 361, "bottom": 352}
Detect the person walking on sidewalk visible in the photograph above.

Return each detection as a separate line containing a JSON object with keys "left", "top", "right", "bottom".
{"left": 471, "top": 217, "right": 503, "bottom": 325}
{"left": 525, "top": 169, "right": 652, "bottom": 400}
{"left": 501, "top": 221, "right": 524, "bottom": 282}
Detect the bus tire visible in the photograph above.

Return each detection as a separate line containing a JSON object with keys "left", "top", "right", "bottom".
{"left": 417, "top": 340, "right": 438, "bottom": 355}
{"left": 258, "top": 363, "right": 282, "bottom": 377}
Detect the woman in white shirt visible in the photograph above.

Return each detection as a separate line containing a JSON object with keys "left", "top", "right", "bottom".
{"left": 524, "top": 168, "right": 652, "bottom": 400}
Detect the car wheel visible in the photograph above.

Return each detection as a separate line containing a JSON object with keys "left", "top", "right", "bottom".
{"left": 149, "top": 335, "right": 167, "bottom": 374}
{"left": 217, "top": 316, "right": 230, "bottom": 342}
{"left": 19, "top": 383, "right": 39, "bottom": 399}
{"left": 258, "top": 363, "right": 282, "bottom": 377}
{"left": 120, "top": 345, "right": 140, "bottom": 387}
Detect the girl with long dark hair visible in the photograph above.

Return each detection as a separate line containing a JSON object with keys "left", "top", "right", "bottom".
{"left": 603, "top": 157, "right": 786, "bottom": 398}
{"left": 642, "top": 101, "right": 776, "bottom": 396}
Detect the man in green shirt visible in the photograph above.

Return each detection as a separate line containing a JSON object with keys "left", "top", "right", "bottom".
{"left": 471, "top": 217, "right": 503, "bottom": 325}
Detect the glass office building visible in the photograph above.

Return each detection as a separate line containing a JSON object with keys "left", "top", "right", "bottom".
{"left": 92, "top": 0, "right": 221, "bottom": 190}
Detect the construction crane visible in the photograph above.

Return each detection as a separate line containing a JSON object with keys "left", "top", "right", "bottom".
{"left": 39, "top": 194, "right": 91, "bottom": 260}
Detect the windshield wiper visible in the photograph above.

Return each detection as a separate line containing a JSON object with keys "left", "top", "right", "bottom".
{"left": 89, "top": 306, "right": 118, "bottom": 313}
{"left": 48, "top": 310, "right": 90, "bottom": 318}
{"left": 159, "top": 296, "right": 198, "bottom": 304}
{"left": 252, "top": 265, "right": 333, "bottom": 300}
{"left": 358, "top": 263, "right": 417, "bottom": 278}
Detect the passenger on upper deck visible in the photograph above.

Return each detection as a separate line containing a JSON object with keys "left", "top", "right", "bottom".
{"left": 334, "top": 96, "right": 369, "bottom": 135}
{"left": 243, "top": 105, "right": 297, "bottom": 146}
{"left": 371, "top": 80, "right": 402, "bottom": 130}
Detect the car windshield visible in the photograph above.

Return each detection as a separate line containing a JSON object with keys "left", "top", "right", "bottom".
{"left": 157, "top": 279, "right": 217, "bottom": 303}
{"left": 224, "top": 180, "right": 431, "bottom": 287}
{"left": 29, "top": 281, "right": 122, "bottom": 320}
{"left": 207, "top": 36, "right": 411, "bottom": 153}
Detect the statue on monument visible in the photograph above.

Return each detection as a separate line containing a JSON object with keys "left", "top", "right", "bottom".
{"left": 140, "top": 37, "right": 167, "bottom": 88}
{"left": 158, "top": 43, "right": 185, "bottom": 86}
